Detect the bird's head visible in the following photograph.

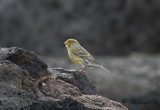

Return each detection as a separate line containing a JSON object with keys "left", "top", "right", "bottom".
{"left": 64, "top": 39, "right": 79, "bottom": 48}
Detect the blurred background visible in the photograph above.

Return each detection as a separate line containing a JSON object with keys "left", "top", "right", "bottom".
{"left": 0, "top": 0, "right": 160, "bottom": 110}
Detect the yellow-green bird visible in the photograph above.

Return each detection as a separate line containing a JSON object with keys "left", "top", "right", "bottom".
{"left": 64, "top": 38, "right": 111, "bottom": 74}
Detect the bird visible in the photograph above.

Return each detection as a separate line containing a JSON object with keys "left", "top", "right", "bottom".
{"left": 64, "top": 38, "right": 111, "bottom": 74}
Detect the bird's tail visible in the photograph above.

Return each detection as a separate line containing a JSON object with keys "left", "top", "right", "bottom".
{"left": 98, "top": 65, "right": 112, "bottom": 74}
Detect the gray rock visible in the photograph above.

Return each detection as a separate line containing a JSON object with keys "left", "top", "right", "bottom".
{"left": 0, "top": 47, "right": 128, "bottom": 110}
{"left": 0, "top": 47, "right": 48, "bottom": 78}
{"left": 28, "top": 98, "right": 87, "bottom": 110}
{"left": 48, "top": 68, "right": 98, "bottom": 95}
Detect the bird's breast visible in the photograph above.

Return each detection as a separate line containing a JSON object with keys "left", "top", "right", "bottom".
{"left": 68, "top": 50, "right": 83, "bottom": 65}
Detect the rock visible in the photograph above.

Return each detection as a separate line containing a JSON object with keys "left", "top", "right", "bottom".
{"left": 48, "top": 68, "right": 98, "bottom": 95}
{"left": 28, "top": 98, "right": 87, "bottom": 110}
{"left": 0, "top": 83, "right": 37, "bottom": 110}
{"left": 0, "top": 47, "right": 128, "bottom": 110}
{"left": 37, "top": 74, "right": 82, "bottom": 98}
{"left": 0, "top": 47, "right": 48, "bottom": 78}
{"left": 0, "top": 60, "right": 34, "bottom": 91}
{"left": 74, "top": 95, "right": 128, "bottom": 110}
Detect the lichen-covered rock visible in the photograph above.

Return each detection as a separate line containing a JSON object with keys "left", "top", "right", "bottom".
{"left": 0, "top": 47, "right": 128, "bottom": 110}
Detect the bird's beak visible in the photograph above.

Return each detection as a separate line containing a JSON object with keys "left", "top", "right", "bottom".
{"left": 64, "top": 41, "right": 68, "bottom": 45}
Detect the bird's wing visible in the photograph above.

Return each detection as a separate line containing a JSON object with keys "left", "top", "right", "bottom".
{"left": 71, "top": 45, "right": 91, "bottom": 56}
{"left": 71, "top": 45, "right": 111, "bottom": 74}
{"left": 71, "top": 45, "right": 100, "bottom": 65}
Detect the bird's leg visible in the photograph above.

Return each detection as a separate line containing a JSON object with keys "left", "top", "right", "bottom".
{"left": 78, "top": 67, "right": 87, "bottom": 74}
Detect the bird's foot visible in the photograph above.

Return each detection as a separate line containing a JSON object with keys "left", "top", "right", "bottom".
{"left": 77, "top": 67, "right": 86, "bottom": 74}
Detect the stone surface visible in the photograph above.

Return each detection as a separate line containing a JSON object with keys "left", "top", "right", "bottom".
{"left": 0, "top": 47, "right": 48, "bottom": 78}
{"left": 0, "top": 47, "right": 128, "bottom": 110}
{"left": 48, "top": 68, "right": 98, "bottom": 95}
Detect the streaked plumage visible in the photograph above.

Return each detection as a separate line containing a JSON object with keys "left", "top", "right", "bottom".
{"left": 64, "top": 38, "right": 111, "bottom": 73}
